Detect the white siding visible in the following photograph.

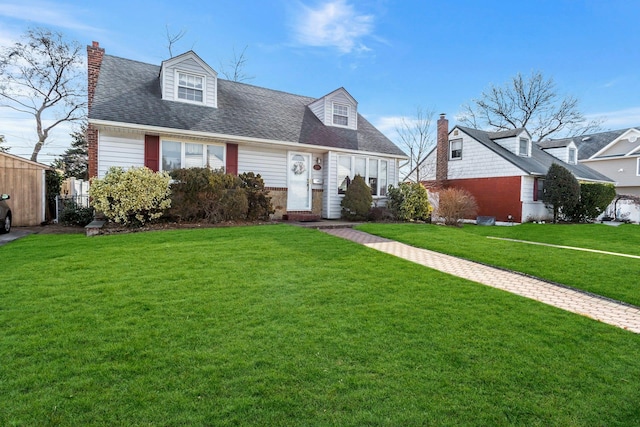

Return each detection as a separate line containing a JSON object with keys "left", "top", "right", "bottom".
{"left": 308, "top": 98, "right": 325, "bottom": 123}
{"left": 238, "top": 146, "right": 287, "bottom": 187}
{"left": 521, "top": 176, "right": 552, "bottom": 222}
{"left": 493, "top": 136, "right": 518, "bottom": 154}
{"left": 449, "top": 133, "right": 523, "bottom": 179}
{"left": 98, "top": 132, "right": 145, "bottom": 178}
{"left": 308, "top": 88, "right": 358, "bottom": 130}
{"left": 544, "top": 146, "right": 567, "bottom": 163}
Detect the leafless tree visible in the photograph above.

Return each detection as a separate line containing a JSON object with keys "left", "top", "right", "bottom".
{"left": 395, "top": 106, "right": 436, "bottom": 182}
{"left": 457, "top": 71, "right": 602, "bottom": 141}
{"left": 219, "top": 45, "right": 255, "bottom": 82}
{"left": 0, "top": 135, "right": 8, "bottom": 153}
{"left": 165, "top": 24, "right": 188, "bottom": 58}
{"left": 0, "top": 27, "right": 86, "bottom": 162}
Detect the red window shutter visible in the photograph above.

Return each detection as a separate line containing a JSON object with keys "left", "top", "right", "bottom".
{"left": 533, "top": 178, "right": 539, "bottom": 201}
{"left": 144, "top": 135, "right": 160, "bottom": 171}
{"left": 226, "top": 143, "right": 238, "bottom": 175}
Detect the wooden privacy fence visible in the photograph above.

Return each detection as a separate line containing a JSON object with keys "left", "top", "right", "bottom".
{"left": 0, "top": 152, "right": 49, "bottom": 226}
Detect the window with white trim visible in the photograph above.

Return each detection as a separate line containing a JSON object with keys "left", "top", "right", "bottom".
{"left": 333, "top": 103, "right": 349, "bottom": 126}
{"left": 519, "top": 138, "right": 530, "bottom": 157}
{"left": 177, "top": 72, "right": 204, "bottom": 103}
{"left": 161, "top": 140, "right": 224, "bottom": 172}
{"left": 637, "top": 158, "right": 640, "bottom": 176}
{"left": 337, "top": 155, "right": 388, "bottom": 196}
{"left": 568, "top": 147, "right": 577, "bottom": 164}
{"left": 450, "top": 139, "right": 462, "bottom": 160}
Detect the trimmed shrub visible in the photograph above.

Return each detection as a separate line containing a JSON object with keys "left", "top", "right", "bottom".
{"left": 387, "top": 182, "right": 432, "bottom": 221}
{"left": 239, "top": 172, "right": 274, "bottom": 221}
{"left": 90, "top": 166, "right": 172, "bottom": 226}
{"left": 437, "top": 187, "right": 478, "bottom": 226}
{"left": 168, "top": 169, "right": 258, "bottom": 223}
{"left": 565, "top": 182, "right": 616, "bottom": 222}
{"left": 341, "top": 175, "right": 372, "bottom": 221}
{"left": 542, "top": 163, "right": 580, "bottom": 223}
{"left": 59, "top": 199, "right": 94, "bottom": 226}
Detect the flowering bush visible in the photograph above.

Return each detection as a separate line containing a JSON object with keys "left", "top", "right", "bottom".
{"left": 90, "top": 167, "right": 172, "bottom": 226}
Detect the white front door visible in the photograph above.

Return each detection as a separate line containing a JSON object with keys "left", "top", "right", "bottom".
{"left": 287, "top": 152, "right": 312, "bottom": 211}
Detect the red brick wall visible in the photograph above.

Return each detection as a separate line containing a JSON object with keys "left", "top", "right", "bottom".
{"left": 87, "top": 41, "right": 104, "bottom": 179}
{"left": 435, "top": 114, "right": 449, "bottom": 186}
{"left": 444, "top": 176, "right": 523, "bottom": 222}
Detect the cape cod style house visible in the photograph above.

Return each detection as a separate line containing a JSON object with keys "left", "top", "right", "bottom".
{"left": 416, "top": 115, "right": 613, "bottom": 223}
{"left": 86, "top": 42, "right": 406, "bottom": 220}
{"left": 539, "top": 127, "right": 640, "bottom": 222}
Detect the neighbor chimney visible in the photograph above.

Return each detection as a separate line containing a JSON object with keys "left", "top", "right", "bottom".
{"left": 436, "top": 113, "right": 449, "bottom": 185}
{"left": 87, "top": 41, "right": 105, "bottom": 179}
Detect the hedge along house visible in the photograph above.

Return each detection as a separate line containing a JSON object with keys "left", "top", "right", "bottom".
{"left": 86, "top": 42, "right": 406, "bottom": 220}
{"left": 416, "top": 115, "right": 613, "bottom": 223}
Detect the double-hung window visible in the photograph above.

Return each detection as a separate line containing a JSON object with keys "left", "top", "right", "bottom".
{"left": 337, "top": 155, "right": 388, "bottom": 196}
{"left": 177, "top": 72, "right": 204, "bottom": 103}
{"left": 568, "top": 148, "right": 577, "bottom": 164}
{"left": 161, "top": 140, "right": 224, "bottom": 172}
{"left": 333, "top": 103, "right": 349, "bottom": 126}
{"left": 519, "top": 138, "right": 530, "bottom": 157}
{"left": 450, "top": 139, "right": 462, "bottom": 160}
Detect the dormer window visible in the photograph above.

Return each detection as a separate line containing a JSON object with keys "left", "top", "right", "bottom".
{"left": 568, "top": 147, "right": 577, "bottom": 164}
{"left": 333, "top": 103, "right": 349, "bottom": 126}
{"left": 177, "top": 71, "right": 204, "bottom": 103}
{"left": 519, "top": 138, "right": 530, "bottom": 157}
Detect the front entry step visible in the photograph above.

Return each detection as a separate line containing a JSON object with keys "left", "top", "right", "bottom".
{"left": 283, "top": 213, "right": 321, "bottom": 222}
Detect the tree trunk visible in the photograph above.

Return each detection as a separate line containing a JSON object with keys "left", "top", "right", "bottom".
{"left": 30, "top": 141, "right": 44, "bottom": 162}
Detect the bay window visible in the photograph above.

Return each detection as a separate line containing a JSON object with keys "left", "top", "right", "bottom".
{"left": 337, "top": 155, "right": 389, "bottom": 196}
{"left": 161, "top": 140, "right": 225, "bottom": 172}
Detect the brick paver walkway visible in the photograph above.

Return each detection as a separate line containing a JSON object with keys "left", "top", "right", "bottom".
{"left": 322, "top": 228, "right": 640, "bottom": 334}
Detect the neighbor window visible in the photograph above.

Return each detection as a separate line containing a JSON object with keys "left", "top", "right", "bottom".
{"left": 450, "top": 139, "right": 462, "bottom": 160}
{"left": 567, "top": 147, "right": 577, "bottom": 164}
{"left": 534, "top": 178, "right": 545, "bottom": 201}
{"left": 177, "top": 72, "right": 204, "bottom": 103}
{"left": 333, "top": 103, "right": 349, "bottom": 126}
{"left": 337, "top": 155, "right": 388, "bottom": 196}
{"left": 519, "top": 138, "right": 530, "bottom": 157}
{"left": 637, "top": 158, "right": 640, "bottom": 176}
{"left": 161, "top": 140, "right": 224, "bottom": 172}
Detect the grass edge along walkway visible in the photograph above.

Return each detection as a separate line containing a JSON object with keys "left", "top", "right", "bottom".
{"left": 486, "top": 236, "right": 640, "bottom": 259}
{"left": 322, "top": 228, "right": 640, "bottom": 334}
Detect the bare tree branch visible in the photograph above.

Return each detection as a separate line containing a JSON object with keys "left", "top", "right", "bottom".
{"left": 0, "top": 27, "right": 86, "bottom": 162}
{"left": 165, "top": 24, "right": 187, "bottom": 58}
{"left": 456, "top": 71, "right": 603, "bottom": 141}
{"left": 219, "top": 45, "right": 255, "bottom": 82}
{"left": 394, "top": 107, "right": 436, "bottom": 182}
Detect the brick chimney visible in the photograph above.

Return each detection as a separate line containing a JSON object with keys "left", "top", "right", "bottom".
{"left": 436, "top": 113, "right": 449, "bottom": 186}
{"left": 87, "top": 41, "right": 104, "bottom": 178}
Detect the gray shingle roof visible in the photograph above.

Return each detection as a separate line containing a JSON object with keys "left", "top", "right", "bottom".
{"left": 90, "top": 55, "right": 406, "bottom": 157}
{"left": 538, "top": 128, "right": 637, "bottom": 160}
{"left": 457, "top": 126, "right": 613, "bottom": 182}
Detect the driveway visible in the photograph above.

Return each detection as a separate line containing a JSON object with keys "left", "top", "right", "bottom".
{"left": 0, "top": 228, "right": 35, "bottom": 246}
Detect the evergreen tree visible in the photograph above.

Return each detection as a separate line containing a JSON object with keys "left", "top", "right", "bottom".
{"left": 542, "top": 163, "right": 580, "bottom": 223}
{"left": 53, "top": 123, "right": 88, "bottom": 179}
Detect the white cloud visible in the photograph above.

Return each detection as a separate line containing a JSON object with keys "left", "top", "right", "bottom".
{"left": 292, "top": 0, "right": 375, "bottom": 53}
{"left": 586, "top": 107, "right": 640, "bottom": 129}
{"left": 0, "top": 1, "right": 97, "bottom": 33}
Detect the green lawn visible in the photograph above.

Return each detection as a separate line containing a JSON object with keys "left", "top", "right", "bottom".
{"left": 358, "top": 223, "right": 640, "bottom": 307}
{"left": 1, "top": 225, "right": 640, "bottom": 426}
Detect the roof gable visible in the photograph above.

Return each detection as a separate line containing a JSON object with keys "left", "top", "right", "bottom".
{"left": 89, "top": 55, "right": 406, "bottom": 157}
{"left": 160, "top": 51, "right": 218, "bottom": 108}
{"left": 308, "top": 87, "right": 358, "bottom": 130}
{"left": 590, "top": 128, "right": 640, "bottom": 158}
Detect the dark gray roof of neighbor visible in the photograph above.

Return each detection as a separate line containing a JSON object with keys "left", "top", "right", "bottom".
{"left": 90, "top": 54, "right": 406, "bottom": 157}
{"left": 538, "top": 128, "right": 636, "bottom": 160}
{"left": 457, "top": 126, "right": 613, "bottom": 182}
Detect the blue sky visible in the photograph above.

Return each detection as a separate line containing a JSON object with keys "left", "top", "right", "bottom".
{"left": 1, "top": 0, "right": 639, "bottom": 164}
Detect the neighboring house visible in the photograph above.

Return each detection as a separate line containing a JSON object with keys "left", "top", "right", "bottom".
{"left": 86, "top": 42, "right": 406, "bottom": 220}
{"left": 539, "top": 127, "right": 640, "bottom": 222}
{"left": 416, "top": 114, "right": 613, "bottom": 223}
{"left": 0, "top": 151, "right": 50, "bottom": 226}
